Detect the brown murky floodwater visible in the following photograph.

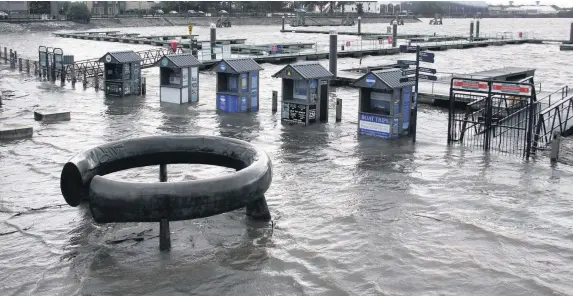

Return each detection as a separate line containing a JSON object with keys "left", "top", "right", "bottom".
{"left": 1, "top": 18, "right": 573, "bottom": 296}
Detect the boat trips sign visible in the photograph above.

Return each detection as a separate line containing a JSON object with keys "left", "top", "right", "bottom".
{"left": 452, "top": 79, "right": 488, "bottom": 91}
{"left": 491, "top": 82, "right": 531, "bottom": 96}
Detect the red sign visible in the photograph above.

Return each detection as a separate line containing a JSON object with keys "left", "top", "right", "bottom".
{"left": 345, "top": 41, "right": 351, "bottom": 47}
{"left": 453, "top": 79, "right": 488, "bottom": 90}
{"left": 170, "top": 41, "right": 178, "bottom": 53}
{"left": 378, "top": 39, "right": 383, "bottom": 44}
{"left": 387, "top": 36, "right": 393, "bottom": 44}
{"left": 492, "top": 83, "right": 531, "bottom": 95}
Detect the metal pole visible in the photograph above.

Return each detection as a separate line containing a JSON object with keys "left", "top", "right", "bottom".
{"left": 412, "top": 45, "right": 420, "bottom": 143}
{"left": 272, "top": 90, "right": 277, "bottom": 113}
{"left": 357, "top": 16, "right": 361, "bottom": 35}
{"left": 26, "top": 59, "right": 30, "bottom": 74}
{"left": 392, "top": 23, "right": 397, "bottom": 47}
{"left": 159, "top": 163, "right": 170, "bottom": 251}
{"left": 282, "top": 16, "right": 285, "bottom": 31}
{"left": 329, "top": 30, "right": 337, "bottom": 79}
{"left": 525, "top": 91, "right": 536, "bottom": 159}
{"left": 210, "top": 23, "right": 216, "bottom": 60}
{"left": 335, "top": 98, "right": 342, "bottom": 122}
{"left": 476, "top": 20, "right": 480, "bottom": 38}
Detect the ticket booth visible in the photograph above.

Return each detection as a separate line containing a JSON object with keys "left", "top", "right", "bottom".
{"left": 353, "top": 69, "right": 414, "bottom": 138}
{"left": 212, "top": 58, "right": 263, "bottom": 113}
{"left": 272, "top": 62, "right": 333, "bottom": 125}
{"left": 99, "top": 51, "right": 143, "bottom": 97}
{"left": 154, "top": 53, "right": 202, "bottom": 104}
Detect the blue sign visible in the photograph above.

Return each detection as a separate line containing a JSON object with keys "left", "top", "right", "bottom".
{"left": 420, "top": 52, "right": 435, "bottom": 63}
{"left": 402, "top": 86, "right": 411, "bottom": 130}
{"left": 310, "top": 79, "right": 317, "bottom": 88}
{"left": 359, "top": 113, "right": 391, "bottom": 138}
{"left": 217, "top": 94, "right": 239, "bottom": 112}
{"left": 251, "top": 72, "right": 259, "bottom": 111}
{"left": 220, "top": 63, "right": 227, "bottom": 72}
{"left": 365, "top": 74, "right": 376, "bottom": 87}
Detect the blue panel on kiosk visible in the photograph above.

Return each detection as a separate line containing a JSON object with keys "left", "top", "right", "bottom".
{"left": 240, "top": 96, "right": 248, "bottom": 112}
{"left": 402, "top": 87, "right": 411, "bottom": 130}
{"left": 228, "top": 76, "right": 238, "bottom": 92}
{"left": 217, "top": 94, "right": 239, "bottom": 112}
{"left": 359, "top": 113, "right": 391, "bottom": 138}
{"left": 251, "top": 72, "right": 259, "bottom": 111}
{"left": 241, "top": 73, "right": 248, "bottom": 94}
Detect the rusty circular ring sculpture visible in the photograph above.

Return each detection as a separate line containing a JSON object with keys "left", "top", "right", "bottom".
{"left": 60, "top": 135, "right": 272, "bottom": 250}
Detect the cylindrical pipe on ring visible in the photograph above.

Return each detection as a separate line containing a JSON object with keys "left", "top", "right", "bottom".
{"left": 329, "top": 30, "right": 337, "bottom": 79}
{"left": 282, "top": 16, "right": 285, "bottom": 31}
{"left": 357, "top": 16, "right": 361, "bottom": 35}
{"left": 335, "top": 98, "right": 342, "bottom": 122}
{"left": 470, "top": 21, "right": 475, "bottom": 41}
{"left": 392, "top": 24, "right": 398, "bottom": 47}
{"left": 476, "top": 20, "right": 480, "bottom": 38}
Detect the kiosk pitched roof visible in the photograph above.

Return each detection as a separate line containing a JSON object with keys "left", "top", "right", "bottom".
{"left": 213, "top": 58, "right": 263, "bottom": 74}
{"left": 157, "top": 53, "right": 202, "bottom": 68}
{"left": 99, "top": 51, "right": 143, "bottom": 64}
{"left": 272, "top": 62, "right": 333, "bottom": 80}
{"left": 354, "top": 69, "right": 415, "bottom": 90}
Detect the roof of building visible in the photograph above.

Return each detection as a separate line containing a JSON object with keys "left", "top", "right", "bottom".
{"left": 156, "top": 53, "right": 202, "bottom": 68}
{"left": 353, "top": 68, "right": 415, "bottom": 90}
{"left": 212, "top": 58, "right": 263, "bottom": 74}
{"left": 99, "top": 51, "right": 143, "bottom": 64}
{"left": 272, "top": 62, "right": 333, "bottom": 80}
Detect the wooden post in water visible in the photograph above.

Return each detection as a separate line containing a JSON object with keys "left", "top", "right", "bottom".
{"left": 551, "top": 132, "right": 561, "bottom": 163}
{"left": 142, "top": 77, "right": 146, "bottom": 95}
{"left": 336, "top": 98, "right": 342, "bottom": 122}
{"left": 159, "top": 164, "right": 170, "bottom": 251}
{"left": 83, "top": 72, "right": 87, "bottom": 89}
{"left": 34, "top": 61, "right": 38, "bottom": 76}
{"left": 570, "top": 22, "right": 573, "bottom": 44}
{"left": 26, "top": 59, "right": 30, "bottom": 74}
{"left": 9, "top": 49, "right": 13, "bottom": 68}
{"left": 18, "top": 58, "right": 22, "bottom": 71}
{"left": 94, "top": 74, "right": 99, "bottom": 91}
{"left": 71, "top": 67, "right": 76, "bottom": 87}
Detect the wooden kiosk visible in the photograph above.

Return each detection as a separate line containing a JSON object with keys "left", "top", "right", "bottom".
{"left": 99, "top": 51, "right": 143, "bottom": 97}
{"left": 211, "top": 58, "right": 263, "bottom": 113}
{"left": 353, "top": 69, "right": 414, "bottom": 138}
{"left": 155, "top": 53, "right": 203, "bottom": 104}
{"left": 272, "top": 62, "right": 333, "bottom": 125}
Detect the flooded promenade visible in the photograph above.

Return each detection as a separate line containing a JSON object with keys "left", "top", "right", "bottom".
{"left": 1, "top": 18, "right": 573, "bottom": 295}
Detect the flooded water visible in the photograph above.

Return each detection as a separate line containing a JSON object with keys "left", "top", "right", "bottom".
{"left": 1, "top": 18, "right": 573, "bottom": 296}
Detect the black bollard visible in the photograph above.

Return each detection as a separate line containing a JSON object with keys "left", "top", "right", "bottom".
{"left": 392, "top": 23, "right": 398, "bottom": 47}
{"left": 336, "top": 98, "right": 342, "bottom": 122}
{"left": 272, "top": 90, "right": 278, "bottom": 113}
{"left": 470, "top": 21, "right": 474, "bottom": 41}
{"left": 476, "top": 20, "right": 480, "bottom": 38}
{"left": 142, "top": 77, "right": 146, "bottom": 95}
{"left": 357, "top": 16, "right": 361, "bottom": 35}
{"left": 329, "top": 30, "right": 337, "bottom": 79}
{"left": 570, "top": 22, "right": 573, "bottom": 44}
{"left": 281, "top": 16, "right": 285, "bottom": 31}
{"left": 159, "top": 164, "right": 167, "bottom": 182}
{"left": 210, "top": 24, "right": 216, "bottom": 60}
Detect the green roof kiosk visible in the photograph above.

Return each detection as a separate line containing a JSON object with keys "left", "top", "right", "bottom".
{"left": 272, "top": 62, "right": 333, "bottom": 125}
{"left": 99, "top": 51, "right": 143, "bottom": 97}
{"left": 155, "top": 53, "right": 203, "bottom": 104}
{"left": 353, "top": 69, "right": 415, "bottom": 139}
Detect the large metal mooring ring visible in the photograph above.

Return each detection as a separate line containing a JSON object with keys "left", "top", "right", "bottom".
{"left": 60, "top": 135, "right": 272, "bottom": 223}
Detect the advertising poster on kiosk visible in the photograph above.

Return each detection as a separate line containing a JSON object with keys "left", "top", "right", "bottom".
{"left": 251, "top": 72, "right": 259, "bottom": 111}
{"left": 402, "top": 87, "right": 411, "bottom": 130}
{"left": 190, "top": 67, "right": 198, "bottom": 102}
{"left": 359, "top": 114, "right": 391, "bottom": 138}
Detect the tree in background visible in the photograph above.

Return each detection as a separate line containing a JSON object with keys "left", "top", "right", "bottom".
{"left": 67, "top": 2, "right": 90, "bottom": 23}
{"left": 356, "top": 3, "right": 364, "bottom": 15}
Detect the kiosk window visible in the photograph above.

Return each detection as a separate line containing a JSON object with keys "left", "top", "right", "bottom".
{"left": 294, "top": 80, "right": 307, "bottom": 101}
{"left": 227, "top": 75, "right": 239, "bottom": 92}
{"left": 370, "top": 92, "right": 392, "bottom": 115}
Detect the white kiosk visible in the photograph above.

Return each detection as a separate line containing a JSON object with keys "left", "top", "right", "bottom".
{"left": 155, "top": 53, "right": 203, "bottom": 104}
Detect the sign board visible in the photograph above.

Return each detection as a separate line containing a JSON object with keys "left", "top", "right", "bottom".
{"left": 491, "top": 82, "right": 531, "bottom": 96}
{"left": 399, "top": 76, "right": 416, "bottom": 83}
{"left": 188, "top": 24, "right": 193, "bottom": 35}
{"left": 398, "top": 60, "right": 416, "bottom": 66}
{"left": 365, "top": 74, "right": 376, "bottom": 87}
{"left": 359, "top": 113, "right": 391, "bottom": 138}
{"left": 419, "top": 74, "right": 437, "bottom": 81}
{"left": 399, "top": 45, "right": 417, "bottom": 53}
{"left": 420, "top": 52, "right": 435, "bottom": 63}
{"left": 282, "top": 102, "right": 307, "bottom": 124}
{"left": 419, "top": 67, "right": 436, "bottom": 74}
{"left": 401, "top": 69, "right": 416, "bottom": 76}
{"left": 452, "top": 79, "right": 488, "bottom": 91}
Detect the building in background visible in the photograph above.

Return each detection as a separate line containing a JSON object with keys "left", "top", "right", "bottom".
{"left": 503, "top": 5, "right": 558, "bottom": 15}
{"left": 340, "top": 2, "right": 381, "bottom": 14}
{"left": 124, "top": 1, "right": 155, "bottom": 11}
{"left": 84, "top": 1, "right": 121, "bottom": 15}
{"left": 0, "top": 1, "right": 29, "bottom": 14}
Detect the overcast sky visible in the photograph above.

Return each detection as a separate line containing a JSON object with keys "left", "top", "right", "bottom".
{"left": 480, "top": 0, "right": 572, "bottom": 7}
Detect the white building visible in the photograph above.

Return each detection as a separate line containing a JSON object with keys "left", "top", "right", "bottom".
{"left": 504, "top": 5, "right": 558, "bottom": 15}
{"left": 124, "top": 1, "right": 155, "bottom": 11}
